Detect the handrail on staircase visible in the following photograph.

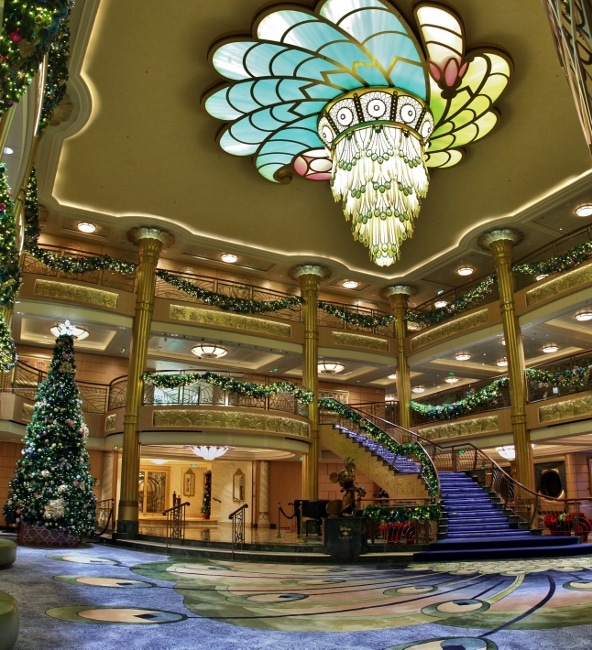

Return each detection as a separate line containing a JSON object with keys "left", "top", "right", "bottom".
{"left": 162, "top": 492, "right": 190, "bottom": 550}
{"left": 228, "top": 503, "right": 248, "bottom": 559}
{"left": 94, "top": 498, "right": 114, "bottom": 536}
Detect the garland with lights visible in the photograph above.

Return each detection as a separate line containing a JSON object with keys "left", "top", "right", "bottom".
{"left": 317, "top": 301, "right": 394, "bottom": 328}
{"left": 319, "top": 397, "right": 439, "bottom": 502}
{"left": 513, "top": 240, "right": 592, "bottom": 277}
{"left": 0, "top": 0, "right": 73, "bottom": 116}
{"left": 0, "top": 315, "right": 17, "bottom": 371}
{"left": 142, "top": 370, "right": 314, "bottom": 404}
{"left": 27, "top": 246, "right": 137, "bottom": 275}
{"left": 409, "top": 377, "right": 509, "bottom": 420}
{"left": 0, "top": 164, "right": 22, "bottom": 308}
{"left": 155, "top": 269, "right": 303, "bottom": 313}
{"left": 525, "top": 366, "right": 592, "bottom": 390}
{"left": 363, "top": 503, "right": 441, "bottom": 524}
{"left": 201, "top": 470, "right": 212, "bottom": 517}
{"left": 406, "top": 275, "right": 497, "bottom": 327}
{"left": 24, "top": 167, "right": 40, "bottom": 249}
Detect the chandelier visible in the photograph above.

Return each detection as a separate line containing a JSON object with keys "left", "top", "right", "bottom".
{"left": 203, "top": 0, "right": 511, "bottom": 267}
{"left": 496, "top": 446, "right": 516, "bottom": 461}
{"left": 191, "top": 344, "right": 227, "bottom": 359}
{"left": 318, "top": 361, "right": 345, "bottom": 375}
{"left": 189, "top": 445, "right": 231, "bottom": 460}
{"left": 50, "top": 320, "right": 89, "bottom": 341}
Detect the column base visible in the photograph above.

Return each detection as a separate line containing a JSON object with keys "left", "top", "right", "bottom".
{"left": 116, "top": 519, "right": 139, "bottom": 537}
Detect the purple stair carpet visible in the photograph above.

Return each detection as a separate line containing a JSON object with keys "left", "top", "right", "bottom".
{"left": 413, "top": 471, "right": 592, "bottom": 561}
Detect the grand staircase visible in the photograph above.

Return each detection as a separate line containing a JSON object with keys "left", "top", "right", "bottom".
{"left": 413, "top": 470, "right": 589, "bottom": 561}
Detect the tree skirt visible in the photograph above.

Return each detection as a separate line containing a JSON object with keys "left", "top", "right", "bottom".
{"left": 17, "top": 523, "right": 79, "bottom": 547}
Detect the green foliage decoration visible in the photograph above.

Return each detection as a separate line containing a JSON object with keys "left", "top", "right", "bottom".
{"left": 0, "top": 0, "right": 73, "bottom": 116}
{"left": 3, "top": 334, "right": 96, "bottom": 537}
{"left": 525, "top": 366, "right": 592, "bottom": 390}
{"left": 363, "top": 503, "right": 441, "bottom": 523}
{"left": 317, "top": 301, "right": 394, "bottom": 328}
{"left": 513, "top": 241, "right": 592, "bottom": 277}
{"left": 0, "top": 163, "right": 22, "bottom": 308}
{"left": 27, "top": 246, "right": 137, "bottom": 275}
{"left": 142, "top": 370, "right": 314, "bottom": 404}
{"left": 0, "top": 315, "right": 17, "bottom": 371}
{"left": 201, "top": 470, "right": 212, "bottom": 516}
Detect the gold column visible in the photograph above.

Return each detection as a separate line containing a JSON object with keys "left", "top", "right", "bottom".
{"left": 117, "top": 227, "right": 173, "bottom": 536}
{"left": 479, "top": 228, "right": 534, "bottom": 490}
{"left": 383, "top": 285, "right": 415, "bottom": 431}
{"left": 290, "top": 264, "right": 329, "bottom": 500}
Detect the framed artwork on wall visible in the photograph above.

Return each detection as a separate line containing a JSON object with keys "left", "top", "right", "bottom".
{"left": 183, "top": 469, "right": 195, "bottom": 497}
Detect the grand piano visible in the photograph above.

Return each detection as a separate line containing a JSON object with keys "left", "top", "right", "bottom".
{"left": 294, "top": 499, "right": 331, "bottom": 536}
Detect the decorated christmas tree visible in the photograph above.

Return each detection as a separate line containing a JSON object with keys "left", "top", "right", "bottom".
{"left": 3, "top": 331, "right": 96, "bottom": 541}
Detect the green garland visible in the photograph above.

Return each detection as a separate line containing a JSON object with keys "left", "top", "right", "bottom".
{"left": 409, "top": 377, "right": 509, "bottom": 420}
{"left": 27, "top": 246, "right": 137, "bottom": 275}
{"left": 406, "top": 275, "right": 497, "bottom": 327}
{"left": 0, "top": 1, "right": 73, "bottom": 116}
{"left": 525, "top": 365, "right": 592, "bottom": 390}
{"left": 319, "top": 397, "right": 439, "bottom": 500}
{"left": 318, "top": 301, "right": 394, "bottom": 328}
{"left": 155, "top": 269, "right": 303, "bottom": 314}
{"left": 0, "top": 313, "right": 17, "bottom": 371}
{"left": 513, "top": 241, "right": 592, "bottom": 277}
{"left": 363, "top": 503, "right": 441, "bottom": 523}
{"left": 0, "top": 164, "right": 22, "bottom": 308}
{"left": 142, "top": 370, "right": 314, "bottom": 404}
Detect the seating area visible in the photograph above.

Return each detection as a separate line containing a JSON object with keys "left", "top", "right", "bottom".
{"left": 0, "top": 539, "right": 18, "bottom": 650}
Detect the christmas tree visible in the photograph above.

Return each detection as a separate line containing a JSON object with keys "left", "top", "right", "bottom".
{"left": 3, "top": 331, "right": 96, "bottom": 539}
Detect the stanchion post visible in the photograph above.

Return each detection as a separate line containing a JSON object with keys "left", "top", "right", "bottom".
{"left": 276, "top": 502, "right": 283, "bottom": 538}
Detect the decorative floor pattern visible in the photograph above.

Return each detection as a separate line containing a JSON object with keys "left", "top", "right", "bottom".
{"left": 6, "top": 544, "right": 592, "bottom": 649}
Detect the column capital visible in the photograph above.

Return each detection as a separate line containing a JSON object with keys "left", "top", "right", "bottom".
{"left": 381, "top": 284, "right": 416, "bottom": 299}
{"left": 477, "top": 228, "right": 523, "bottom": 250}
{"left": 289, "top": 264, "right": 331, "bottom": 281}
{"left": 127, "top": 227, "right": 174, "bottom": 248}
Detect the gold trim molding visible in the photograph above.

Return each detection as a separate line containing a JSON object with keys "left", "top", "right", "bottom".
{"left": 22, "top": 403, "right": 34, "bottom": 423}
{"left": 332, "top": 331, "right": 388, "bottom": 351}
{"left": 35, "top": 279, "right": 119, "bottom": 309}
{"left": 169, "top": 305, "right": 291, "bottom": 337}
{"left": 539, "top": 396, "right": 592, "bottom": 423}
{"left": 411, "top": 309, "right": 489, "bottom": 351}
{"left": 419, "top": 415, "right": 499, "bottom": 441}
{"left": 526, "top": 263, "right": 592, "bottom": 306}
{"left": 153, "top": 408, "right": 309, "bottom": 438}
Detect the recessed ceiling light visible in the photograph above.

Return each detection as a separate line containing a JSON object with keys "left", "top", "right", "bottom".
{"left": 220, "top": 253, "right": 238, "bottom": 263}
{"left": 542, "top": 343, "right": 559, "bottom": 353}
{"left": 151, "top": 459, "right": 167, "bottom": 465}
{"left": 318, "top": 361, "right": 345, "bottom": 374}
{"left": 412, "top": 386, "right": 425, "bottom": 394}
{"left": 575, "top": 309, "right": 592, "bottom": 322}
{"left": 576, "top": 203, "right": 592, "bottom": 217}
{"left": 191, "top": 344, "right": 227, "bottom": 359}
{"left": 434, "top": 299, "right": 448, "bottom": 309}
{"left": 456, "top": 265, "right": 474, "bottom": 277}
{"left": 77, "top": 221, "right": 96, "bottom": 234}
{"left": 388, "top": 373, "right": 397, "bottom": 379}
{"left": 3, "top": 147, "right": 13, "bottom": 155}
{"left": 496, "top": 357, "right": 508, "bottom": 367}
{"left": 342, "top": 279, "right": 359, "bottom": 289}
{"left": 455, "top": 352, "right": 471, "bottom": 361}
{"left": 445, "top": 376, "right": 459, "bottom": 384}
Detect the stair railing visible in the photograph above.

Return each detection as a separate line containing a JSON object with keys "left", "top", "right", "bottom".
{"left": 94, "top": 498, "right": 114, "bottom": 536}
{"left": 228, "top": 503, "right": 248, "bottom": 559}
{"left": 162, "top": 492, "right": 190, "bottom": 550}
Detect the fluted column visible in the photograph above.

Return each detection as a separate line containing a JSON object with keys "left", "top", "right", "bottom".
{"left": 382, "top": 285, "right": 415, "bottom": 431}
{"left": 117, "top": 227, "right": 173, "bottom": 536}
{"left": 257, "top": 460, "right": 270, "bottom": 528}
{"left": 479, "top": 229, "right": 534, "bottom": 490}
{"left": 290, "top": 264, "right": 330, "bottom": 500}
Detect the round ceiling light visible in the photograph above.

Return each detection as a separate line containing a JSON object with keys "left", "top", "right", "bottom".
{"left": 387, "top": 373, "right": 397, "bottom": 379}
{"left": 445, "top": 376, "right": 459, "bottom": 384}
{"left": 77, "top": 221, "right": 97, "bottom": 234}
{"left": 496, "top": 357, "right": 508, "bottom": 367}
{"left": 576, "top": 204, "right": 592, "bottom": 217}
{"left": 191, "top": 344, "right": 228, "bottom": 359}
{"left": 455, "top": 352, "right": 471, "bottom": 361}
{"left": 542, "top": 343, "right": 559, "bottom": 353}
{"left": 575, "top": 309, "right": 592, "bottom": 322}
{"left": 220, "top": 253, "right": 238, "bottom": 263}
{"left": 412, "top": 386, "right": 425, "bottom": 394}
{"left": 456, "top": 265, "right": 474, "bottom": 277}
{"left": 434, "top": 299, "right": 448, "bottom": 309}
{"left": 496, "top": 445, "right": 516, "bottom": 461}
{"left": 50, "top": 320, "right": 89, "bottom": 341}
{"left": 318, "top": 361, "right": 345, "bottom": 374}
{"left": 342, "top": 279, "right": 359, "bottom": 289}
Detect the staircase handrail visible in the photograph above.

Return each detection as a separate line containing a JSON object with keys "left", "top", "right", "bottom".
{"left": 228, "top": 503, "right": 249, "bottom": 559}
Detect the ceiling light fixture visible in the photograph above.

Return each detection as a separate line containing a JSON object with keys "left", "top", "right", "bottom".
{"left": 77, "top": 221, "right": 96, "bottom": 234}
{"left": 445, "top": 376, "right": 459, "bottom": 384}
{"left": 342, "top": 280, "right": 359, "bottom": 289}
{"left": 3, "top": 147, "right": 13, "bottom": 155}
{"left": 434, "top": 299, "right": 448, "bottom": 309}
{"left": 496, "top": 445, "right": 515, "bottom": 461}
{"left": 412, "top": 386, "right": 425, "bottom": 394}
{"left": 575, "top": 309, "right": 592, "bottom": 322}
{"left": 455, "top": 352, "right": 471, "bottom": 361}
{"left": 318, "top": 361, "right": 345, "bottom": 375}
{"left": 576, "top": 204, "right": 592, "bottom": 217}
{"left": 456, "top": 265, "right": 474, "bottom": 277}
{"left": 535, "top": 274, "right": 548, "bottom": 281}
{"left": 191, "top": 344, "right": 228, "bottom": 359}
{"left": 151, "top": 459, "right": 167, "bottom": 465}
{"left": 189, "top": 445, "right": 231, "bottom": 460}
{"left": 496, "top": 357, "right": 508, "bottom": 367}
{"left": 542, "top": 343, "right": 559, "bottom": 353}
{"left": 388, "top": 373, "right": 397, "bottom": 380}
{"left": 50, "top": 320, "right": 89, "bottom": 341}
{"left": 204, "top": 1, "right": 511, "bottom": 267}
{"left": 220, "top": 253, "right": 238, "bottom": 263}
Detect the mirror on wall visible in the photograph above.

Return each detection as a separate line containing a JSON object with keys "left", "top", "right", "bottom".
{"left": 233, "top": 469, "right": 245, "bottom": 502}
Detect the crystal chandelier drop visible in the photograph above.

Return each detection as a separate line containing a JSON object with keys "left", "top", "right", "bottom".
{"left": 318, "top": 88, "right": 433, "bottom": 267}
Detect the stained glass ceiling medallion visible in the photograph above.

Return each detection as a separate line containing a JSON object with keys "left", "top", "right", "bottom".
{"left": 203, "top": 0, "right": 512, "bottom": 267}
